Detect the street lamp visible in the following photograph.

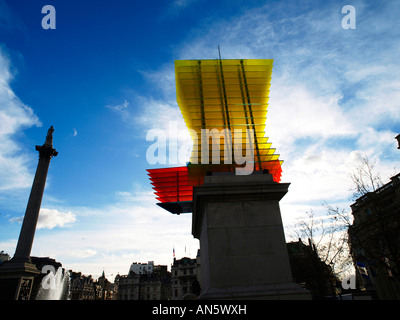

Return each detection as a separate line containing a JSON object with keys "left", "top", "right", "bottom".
{"left": 396, "top": 134, "right": 400, "bottom": 149}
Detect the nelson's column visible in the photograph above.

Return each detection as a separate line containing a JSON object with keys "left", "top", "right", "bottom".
{"left": 0, "top": 126, "right": 58, "bottom": 300}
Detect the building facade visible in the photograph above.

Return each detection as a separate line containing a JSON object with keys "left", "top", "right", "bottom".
{"left": 69, "top": 272, "right": 96, "bottom": 300}
{"left": 129, "top": 261, "right": 154, "bottom": 275}
{"left": 171, "top": 257, "right": 200, "bottom": 300}
{"left": 0, "top": 251, "right": 10, "bottom": 264}
{"left": 94, "top": 271, "right": 117, "bottom": 300}
{"left": 349, "top": 173, "right": 400, "bottom": 299}
{"left": 117, "top": 262, "right": 170, "bottom": 300}
{"left": 116, "top": 273, "right": 140, "bottom": 300}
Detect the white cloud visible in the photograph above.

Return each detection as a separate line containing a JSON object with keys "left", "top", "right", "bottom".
{"left": 37, "top": 208, "right": 76, "bottom": 230}
{"left": 104, "top": 95, "right": 194, "bottom": 164}
{"left": 70, "top": 249, "right": 97, "bottom": 259}
{"left": 106, "top": 100, "right": 129, "bottom": 111}
{"left": 9, "top": 216, "right": 23, "bottom": 224}
{"left": 139, "top": 64, "right": 176, "bottom": 100}
{"left": 135, "top": 98, "right": 183, "bottom": 132}
{"left": 105, "top": 99, "right": 131, "bottom": 122}
{"left": 267, "top": 79, "right": 356, "bottom": 148}
{"left": 0, "top": 239, "right": 17, "bottom": 256}
{"left": 9, "top": 208, "right": 76, "bottom": 230}
{"left": 116, "top": 95, "right": 193, "bottom": 166}
{"left": 0, "top": 48, "right": 41, "bottom": 191}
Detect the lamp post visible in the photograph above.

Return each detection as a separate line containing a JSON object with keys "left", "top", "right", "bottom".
{"left": 396, "top": 134, "right": 400, "bottom": 149}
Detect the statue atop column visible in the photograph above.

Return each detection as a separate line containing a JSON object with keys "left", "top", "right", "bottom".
{"left": 44, "top": 126, "right": 54, "bottom": 147}
{"left": 36, "top": 126, "right": 58, "bottom": 158}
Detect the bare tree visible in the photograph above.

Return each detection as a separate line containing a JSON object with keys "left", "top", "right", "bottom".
{"left": 348, "top": 156, "right": 383, "bottom": 201}
{"left": 289, "top": 154, "right": 400, "bottom": 298}
{"left": 289, "top": 204, "right": 353, "bottom": 280}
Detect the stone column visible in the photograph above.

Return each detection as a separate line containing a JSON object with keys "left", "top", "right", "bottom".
{"left": 0, "top": 126, "right": 57, "bottom": 300}
{"left": 12, "top": 126, "right": 58, "bottom": 263}
{"left": 192, "top": 172, "right": 310, "bottom": 300}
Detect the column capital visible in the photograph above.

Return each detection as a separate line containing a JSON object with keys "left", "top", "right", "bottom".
{"left": 35, "top": 145, "right": 58, "bottom": 159}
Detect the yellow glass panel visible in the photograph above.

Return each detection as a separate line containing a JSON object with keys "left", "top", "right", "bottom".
{"left": 175, "top": 59, "right": 281, "bottom": 170}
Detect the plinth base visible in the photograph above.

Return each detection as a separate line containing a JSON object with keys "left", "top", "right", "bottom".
{"left": 0, "top": 260, "right": 40, "bottom": 300}
{"left": 192, "top": 173, "right": 311, "bottom": 300}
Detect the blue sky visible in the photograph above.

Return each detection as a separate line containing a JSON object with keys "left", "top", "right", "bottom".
{"left": 0, "top": 0, "right": 399, "bottom": 280}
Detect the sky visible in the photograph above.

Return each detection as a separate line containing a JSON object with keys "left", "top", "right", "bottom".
{"left": 0, "top": 0, "right": 399, "bottom": 281}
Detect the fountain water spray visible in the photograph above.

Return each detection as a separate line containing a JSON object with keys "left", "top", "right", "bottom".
{"left": 36, "top": 267, "right": 70, "bottom": 300}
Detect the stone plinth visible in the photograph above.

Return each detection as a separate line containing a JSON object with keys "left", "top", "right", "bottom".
{"left": 0, "top": 261, "right": 40, "bottom": 300}
{"left": 192, "top": 172, "right": 310, "bottom": 300}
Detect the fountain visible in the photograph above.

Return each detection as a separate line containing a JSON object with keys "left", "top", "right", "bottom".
{"left": 36, "top": 267, "right": 70, "bottom": 300}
